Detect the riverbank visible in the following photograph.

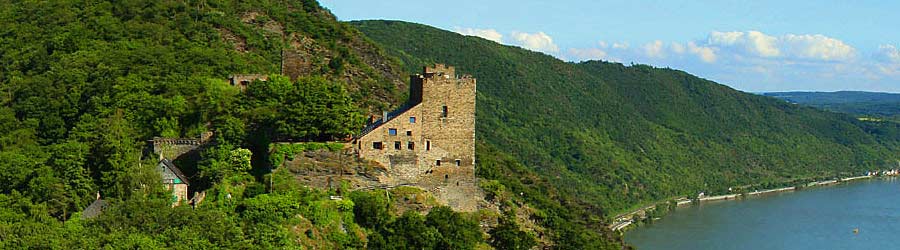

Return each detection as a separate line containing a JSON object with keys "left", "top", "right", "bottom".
{"left": 625, "top": 177, "right": 900, "bottom": 250}
{"left": 609, "top": 175, "right": 878, "bottom": 231}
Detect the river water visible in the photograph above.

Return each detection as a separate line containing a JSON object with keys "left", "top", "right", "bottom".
{"left": 625, "top": 178, "right": 900, "bottom": 250}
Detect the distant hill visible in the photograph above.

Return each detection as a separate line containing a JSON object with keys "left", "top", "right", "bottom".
{"left": 763, "top": 91, "right": 900, "bottom": 104}
{"left": 764, "top": 91, "right": 900, "bottom": 118}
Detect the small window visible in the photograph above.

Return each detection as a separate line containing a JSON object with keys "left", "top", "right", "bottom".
{"left": 441, "top": 106, "right": 448, "bottom": 118}
{"left": 426, "top": 141, "right": 431, "bottom": 151}
{"left": 394, "top": 141, "right": 401, "bottom": 150}
{"left": 406, "top": 130, "right": 412, "bottom": 136}
{"left": 372, "top": 142, "right": 383, "bottom": 150}
{"left": 409, "top": 117, "right": 416, "bottom": 123}
{"left": 408, "top": 141, "right": 415, "bottom": 150}
{"left": 388, "top": 128, "right": 397, "bottom": 136}
{"left": 436, "top": 160, "right": 441, "bottom": 166}
{"left": 455, "top": 160, "right": 461, "bottom": 166}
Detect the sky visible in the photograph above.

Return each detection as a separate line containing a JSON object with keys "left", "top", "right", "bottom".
{"left": 319, "top": 0, "right": 900, "bottom": 93}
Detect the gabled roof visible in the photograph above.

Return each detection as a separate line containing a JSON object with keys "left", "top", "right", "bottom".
{"left": 81, "top": 199, "right": 109, "bottom": 219}
{"left": 159, "top": 158, "right": 190, "bottom": 186}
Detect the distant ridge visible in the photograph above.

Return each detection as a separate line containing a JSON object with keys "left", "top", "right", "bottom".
{"left": 764, "top": 91, "right": 900, "bottom": 117}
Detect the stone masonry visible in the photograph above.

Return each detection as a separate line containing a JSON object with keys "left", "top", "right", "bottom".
{"left": 150, "top": 132, "right": 213, "bottom": 161}
{"left": 355, "top": 64, "right": 480, "bottom": 211}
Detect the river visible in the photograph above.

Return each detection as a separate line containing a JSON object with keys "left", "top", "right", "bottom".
{"left": 625, "top": 178, "right": 900, "bottom": 250}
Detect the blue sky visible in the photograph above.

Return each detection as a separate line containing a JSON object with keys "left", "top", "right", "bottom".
{"left": 320, "top": 0, "right": 900, "bottom": 93}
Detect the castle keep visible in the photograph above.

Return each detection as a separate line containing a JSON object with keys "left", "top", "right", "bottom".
{"left": 355, "top": 64, "right": 478, "bottom": 211}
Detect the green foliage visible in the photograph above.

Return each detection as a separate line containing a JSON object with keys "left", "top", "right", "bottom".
{"left": 489, "top": 215, "right": 537, "bottom": 250}
{"left": 349, "top": 190, "right": 391, "bottom": 229}
{"left": 247, "top": 75, "right": 364, "bottom": 141}
{"left": 198, "top": 145, "right": 254, "bottom": 183}
{"left": 0, "top": 1, "right": 402, "bottom": 249}
{"left": 425, "top": 206, "right": 483, "bottom": 250}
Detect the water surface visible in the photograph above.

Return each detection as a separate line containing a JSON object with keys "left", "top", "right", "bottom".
{"left": 626, "top": 178, "right": 900, "bottom": 250}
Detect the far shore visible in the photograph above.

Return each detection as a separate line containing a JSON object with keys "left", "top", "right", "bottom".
{"left": 610, "top": 174, "right": 885, "bottom": 231}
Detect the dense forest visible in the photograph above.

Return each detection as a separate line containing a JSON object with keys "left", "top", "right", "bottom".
{"left": 764, "top": 91, "right": 900, "bottom": 120}
{"left": 0, "top": 1, "right": 536, "bottom": 249}
{"left": 353, "top": 19, "right": 900, "bottom": 243}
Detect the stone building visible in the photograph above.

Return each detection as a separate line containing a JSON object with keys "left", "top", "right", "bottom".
{"left": 157, "top": 159, "right": 190, "bottom": 206}
{"left": 355, "top": 64, "right": 479, "bottom": 211}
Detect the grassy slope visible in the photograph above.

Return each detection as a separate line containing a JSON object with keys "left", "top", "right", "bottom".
{"left": 352, "top": 20, "right": 900, "bottom": 215}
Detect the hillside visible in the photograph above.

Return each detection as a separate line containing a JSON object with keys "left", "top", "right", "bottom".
{"left": 764, "top": 91, "right": 900, "bottom": 119}
{"left": 353, "top": 19, "right": 900, "bottom": 222}
{"left": 0, "top": 1, "right": 519, "bottom": 249}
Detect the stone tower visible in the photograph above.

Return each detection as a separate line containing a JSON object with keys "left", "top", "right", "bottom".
{"left": 355, "top": 64, "right": 478, "bottom": 211}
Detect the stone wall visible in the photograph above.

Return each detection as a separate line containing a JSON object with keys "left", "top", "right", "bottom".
{"left": 150, "top": 132, "right": 213, "bottom": 161}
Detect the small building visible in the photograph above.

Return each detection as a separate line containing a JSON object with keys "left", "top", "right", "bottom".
{"left": 157, "top": 159, "right": 190, "bottom": 206}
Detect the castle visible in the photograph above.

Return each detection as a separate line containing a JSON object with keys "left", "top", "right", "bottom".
{"left": 354, "top": 64, "right": 479, "bottom": 211}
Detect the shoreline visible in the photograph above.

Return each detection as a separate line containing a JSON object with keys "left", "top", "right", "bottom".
{"left": 610, "top": 174, "right": 881, "bottom": 231}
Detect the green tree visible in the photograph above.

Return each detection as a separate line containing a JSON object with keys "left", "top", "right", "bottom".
{"left": 488, "top": 216, "right": 537, "bottom": 250}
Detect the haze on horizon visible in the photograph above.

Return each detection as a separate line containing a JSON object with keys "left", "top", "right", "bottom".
{"left": 320, "top": 0, "right": 900, "bottom": 94}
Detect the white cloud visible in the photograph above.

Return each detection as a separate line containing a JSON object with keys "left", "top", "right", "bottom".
{"left": 877, "top": 44, "right": 900, "bottom": 63}
{"left": 568, "top": 48, "right": 610, "bottom": 61}
{"left": 510, "top": 31, "right": 559, "bottom": 53}
{"left": 671, "top": 42, "right": 686, "bottom": 54}
{"left": 708, "top": 30, "right": 780, "bottom": 57}
{"left": 643, "top": 40, "right": 665, "bottom": 58}
{"left": 707, "top": 31, "right": 855, "bottom": 61}
{"left": 688, "top": 42, "right": 717, "bottom": 63}
{"left": 454, "top": 27, "right": 503, "bottom": 43}
{"left": 781, "top": 34, "right": 855, "bottom": 61}
{"left": 612, "top": 42, "right": 629, "bottom": 49}
{"left": 875, "top": 45, "right": 900, "bottom": 76}
{"left": 598, "top": 41, "right": 609, "bottom": 48}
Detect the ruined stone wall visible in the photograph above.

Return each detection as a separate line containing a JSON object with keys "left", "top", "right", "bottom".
{"left": 151, "top": 132, "right": 213, "bottom": 161}
{"left": 153, "top": 138, "right": 201, "bottom": 161}
{"left": 228, "top": 74, "right": 268, "bottom": 92}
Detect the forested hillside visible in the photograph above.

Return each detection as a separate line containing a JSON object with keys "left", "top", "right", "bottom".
{"left": 764, "top": 91, "right": 900, "bottom": 119}
{"left": 353, "top": 19, "right": 900, "bottom": 224}
{"left": 0, "top": 1, "right": 515, "bottom": 249}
